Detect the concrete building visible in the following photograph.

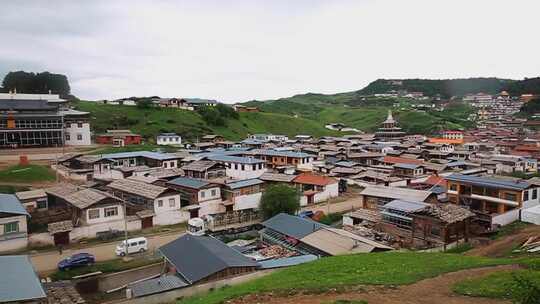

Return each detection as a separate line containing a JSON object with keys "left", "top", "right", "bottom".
{"left": 157, "top": 133, "right": 182, "bottom": 146}
{"left": 0, "top": 194, "right": 30, "bottom": 252}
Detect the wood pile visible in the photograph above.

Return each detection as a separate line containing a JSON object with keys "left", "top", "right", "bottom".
{"left": 520, "top": 236, "right": 540, "bottom": 253}
{"left": 259, "top": 245, "right": 296, "bottom": 259}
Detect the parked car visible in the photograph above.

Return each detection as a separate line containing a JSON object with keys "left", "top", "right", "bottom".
{"left": 57, "top": 253, "right": 95, "bottom": 271}
{"left": 115, "top": 237, "right": 148, "bottom": 256}
{"left": 298, "top": 210, "right": 314, "bottom": 218}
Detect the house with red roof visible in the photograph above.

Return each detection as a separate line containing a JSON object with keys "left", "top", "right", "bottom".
{"left": 293, "top": 173, "right": 339, "bottom": 206}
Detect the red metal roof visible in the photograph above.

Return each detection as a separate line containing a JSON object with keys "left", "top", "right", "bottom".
{"left": 293, "top": 173, "right": 337, "bottom": 186}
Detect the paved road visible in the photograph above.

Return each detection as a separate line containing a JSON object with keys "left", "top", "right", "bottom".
{"left": 302, "top": 196, "right": 363, "bottom": 214}
{"left": 31, "top": 231, "right": 184, "bottom": 274}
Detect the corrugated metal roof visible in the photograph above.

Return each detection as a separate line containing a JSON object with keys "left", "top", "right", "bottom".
{"left": 129, "top": 275, "right": 188, "bottom": 298}
{"left": 167, "top": 177, "right": 211, "bottom": 189}
{"left": 446, "top": 173, "right": 531, "bottom": 190}
{"left": 259, "top": 173, "right": 297, "bottom": 183}
{"left": 382, "top": 199, "right": 430, "bottom": 213}
{"left": 0, "top": 255, "right": 46, "bottom": 302}
{"left": 258, "top": 254, "right": 318, "bottom": 269}
{"left": 107, "top": 179, "right": 168, "bottom": 199}
{"left": 101, "top": 151, "right": 179, "bottom": 161}
{"left": 207, "top": 155, "right": 265, "bottom": 164}
{"left": 360, "top": 186, "right": 434, "bottom": 202}
{"left": 262, "top": 213, "right": 325, "bottom": 239}
{"left": 15, "top": 189, "right": 47, "bottom": 201}
{"left": 159, "top": 235, "right": 257, "bottom": 284}
{"left": 0, "top": 194, "right": 29, "bottom": 216}
{"left": 226, "top": 179, "right": 264, "bottom": 190}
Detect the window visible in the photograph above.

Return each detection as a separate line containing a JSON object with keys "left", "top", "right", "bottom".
{"left": 430, "top": 226, "right": 441, "bottom": 236}
{"left": 241, "top": 164, "right": 245, "bottom": 170}
{"left": 533, "top": 189, "right": 538, "bottom": 200}
{"left": 201, "top": 191, "right": 206, "bottom": 198}
{"left": 504, "top": 193, "right": 517, "bottom": 202}
{"left": 524, "top": 191, "right": 530, "bottom": 201}
{"left": 157, "top": 200, "right": 163, "bottom": 207}
{"left": 138, "top": 240, "right": 146, "bottom": 245}
{"left": 104, "top": 207, "right": 119, "bottom": 217}
{"left": 37, "top": 199, "right": 47, "bottom": 209}
{"left": 77, "top": 122, "right": 83, "bottom": 128}
{"left": 252, "top": 164, "right": 256, "bottom": 170}
{"left": 234, "top": 164, "right": 238, "bottom": 170}
{"left": 77, "top": 134, "right": 83, "bottom": 141}
{"left": 88, "top": 209, "right": 100, "bottom": 219}
{"left": 4, "top": 222, "right": 18, "bottom": 234}
{"left": 449, "top": 183, "right": 458, "bottom": 191}
{"left": 211, "top": 189, "right": 217, "bottom": 196}
{"left": 164, "top": 162, "right": 168, "bottom": 168}
{"left": 65, "top": 134, "right": 70, "bottom": 140}
{"left": 169, "top": 198, "right": 175, "bottom": 207}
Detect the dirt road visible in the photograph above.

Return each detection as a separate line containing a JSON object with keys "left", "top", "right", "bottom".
{"left": 232, "top": 265, "right": 519, "bottom": 304}
{"left": 302, "top": 196, "right": 362, "bottom": 214}
{"left": 31, "top": 231, "right": 183, "bottom": 274}
{"left": 466, "top": 224, "right": 540, "bottom": 257}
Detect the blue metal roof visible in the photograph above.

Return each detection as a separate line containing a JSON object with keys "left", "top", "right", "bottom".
{"left": 226, "top": 179, "right": 264, "bottom": 190}
{"left": 262, "top": 213, "right": 326, "bottom": 239}
{"left": 0, "top": 194, "right": 29, "bottom": 216}
{"left": 0, "top": 255, "right": 46, "bottom": 302}
{"left": 101, "top": 151, "right": 179, "bottom": 161}
{"left": 208, "top": 155, "right": 265, "bottom": 164}
{"left": 446, "top": 174, "right": 531, "bottom": 190}
{"left": 167, "top": 177, "right": 211, "bottom": 189}
{"left": 258, "top": 254, "right": 318, "bottom": 269}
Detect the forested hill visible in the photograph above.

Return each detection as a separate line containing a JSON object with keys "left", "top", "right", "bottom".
{"left": 357, "top": 78, "right": 514, "bottom": 98}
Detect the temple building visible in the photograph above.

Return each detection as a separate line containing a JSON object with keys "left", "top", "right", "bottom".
{"left": 375, "top": 110, "right": 406, "bottom": 140}
{"left": 0, "top": 92, "right": 91, "bottom": 148}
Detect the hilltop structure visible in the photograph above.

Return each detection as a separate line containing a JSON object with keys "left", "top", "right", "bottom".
{"left": 375, "top": 110, "right": 406, "bottom": 140}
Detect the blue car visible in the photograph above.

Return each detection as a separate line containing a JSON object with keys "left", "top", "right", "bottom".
{"left": 58, "top": 253, "right": 95, "bottom": 271}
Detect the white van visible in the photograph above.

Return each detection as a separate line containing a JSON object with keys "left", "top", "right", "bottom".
{"left": 115, "top": 237, "right": 148, "bottom": 256}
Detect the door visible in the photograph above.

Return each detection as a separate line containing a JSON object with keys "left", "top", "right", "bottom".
{"left": 189, "top": 209, "right": 199, "bottom": 219}
{"left": 54, "top": 231, "right": 70, "bottom": 246}
{"left": 141, "top": 217, "right": 153, "bottom": 229}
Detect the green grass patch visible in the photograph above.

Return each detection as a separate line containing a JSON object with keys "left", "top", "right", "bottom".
{"left": 50, "top": 258, "right": 160, "bottom": 281}
{"left": 0, "top": 165, "right": 55, "bottom": 183}
{"left": 179, "top": 252, "right": 519, "bottom": 304}
{"left": 453, "top": 269, "right": 540, "bottom": 300}
{"left": 445, "top": 243, "right": 473, "bottom": 254}
{"left": 319, "top": 213, "right": 343, "bottom": 225}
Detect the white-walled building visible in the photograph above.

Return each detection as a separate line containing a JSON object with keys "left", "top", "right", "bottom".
{"left": 106, "top": 179, "right": 189, "bottom": 226}
{"left": 207, "top": 155, "right": 267, "bottom": 180}
{"left": 293, "top": 173, "right": 339, "bottom": 206}
{"left": 222, "top": 179, "right": 264, "bottom": 211}
{"left": 0, "top": 194, "right": 30, "bottom": 252}
{"left": 157, "top": 133, "right": 182, "bottom": 146}
{"left": 166, "top": 177, "right": 224, "bottom": 218}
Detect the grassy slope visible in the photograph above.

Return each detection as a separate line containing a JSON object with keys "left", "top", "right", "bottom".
{"left": 0, "top": 165, "right": 55, "bottom": 183}
{"left": 179, "top": 252, "right": 521, "bottom": 304}
{"left": 453, "top": 269, "right": 540, "bottom": 300}
{"left": 75, "top": 101, "right": 337, "bottom": 141}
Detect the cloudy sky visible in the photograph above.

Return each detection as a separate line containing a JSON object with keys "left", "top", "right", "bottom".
{"left": 1, "top": 0, "right": 539, "bottom": 102}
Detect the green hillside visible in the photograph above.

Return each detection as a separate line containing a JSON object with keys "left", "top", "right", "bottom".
{"left": 75, "top": 101, "right": 337, "bottom": 141}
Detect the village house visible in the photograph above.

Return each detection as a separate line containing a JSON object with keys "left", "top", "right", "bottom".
{"left": 201, "top": 134, "right": 224, "bottom": 143}
{"left": 95, "top": 130, "right": 142, "bottom": 147}
{"left": 181, "top": 160, "right": 226, "bottom": 179}
{"left": 248, "top": 149, "right": 314, "bottom": 171}
{"left": 15, "top": 189, "right": 48, "bottom": 213}
{"left": 293, "top": 173, "right": 339, "bottom": 206}
{"left": 157, "top": 133, "right": 182, "bottom": 146}
{"left": 106, "top": 179, "right": 188, "bottom": 227}
{"left": 221, "top": 178, "right": 264, "bottom": 212}
{"left": 44, "top": 184, "right": 139, "bottom": 245}
{"left": 93, "top": 151, "right": 181, "bottom": 180}
{"left": 166, "top": 177, "right": 223, "bottom": 218}
{"left": 0, "top": 194, "right": 30, "bottom": 252}
{"left": 445, "top": 174, "right": 540, "bottom": 227}
{"left": 207, "top": 155, "right": 267, "bottom": 180}
{"left": 359, "top": 185, "right": 438, "bottom": 210}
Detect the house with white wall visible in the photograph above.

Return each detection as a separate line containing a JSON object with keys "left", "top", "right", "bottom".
{"left": 293, "top": 173, "right": 339, "bottom": 206}
{"left": 166, "top": 177, "right": 224, "bottom": 218}
{"left": 157, "top": 133, "right": 182, "bottom": 146}
{"left": 0, "top": 194, "right": 30, "bottom": 252}
{"left": 222, "top": 179, "right": 264, "bottom": 212}
{"left": 107, "top": 179, "right": 188, "bottom": 226}
{"left": 207, "top": 155, "right": 266, "bottom": 179}
{"left": 93, "top": 151, "right": 181, "bottom": 180}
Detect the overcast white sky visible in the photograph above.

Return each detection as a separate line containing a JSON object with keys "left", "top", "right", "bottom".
{"left": 1, "top": 0, "right": 539, "bottom": 103}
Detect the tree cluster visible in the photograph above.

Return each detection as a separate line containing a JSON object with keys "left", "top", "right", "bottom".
{"left": 260, "top": 184, "right": 300, "bottom": 219}
{"left": 1, "top": 71, "right": 71, "bottom": 97}
{"left": 196, "top": 103, "right": 239, "bottom": 126}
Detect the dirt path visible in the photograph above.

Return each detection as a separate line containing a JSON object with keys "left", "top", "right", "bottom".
{"left": 231, "top": 265, "right": 519, "bottom": 304}
{"left": 466, "top": 225, "right": 540, "bottom": 257}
